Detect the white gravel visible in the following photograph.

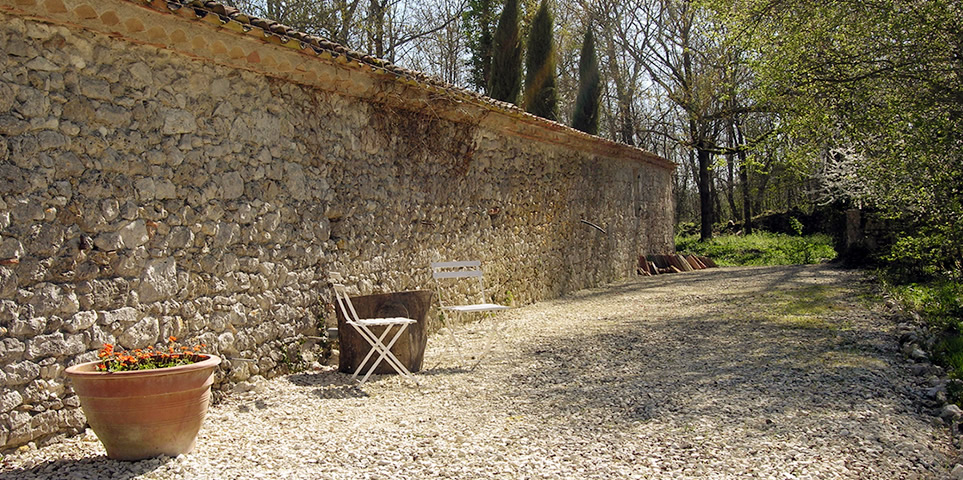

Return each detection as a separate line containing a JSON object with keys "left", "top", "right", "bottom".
{"left": 3, "top": 265, "right": 961, "bottom": 479}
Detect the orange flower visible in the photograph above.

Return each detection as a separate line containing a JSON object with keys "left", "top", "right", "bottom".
{"left": 95, "top": 337, "right": 206, "bottom": 372}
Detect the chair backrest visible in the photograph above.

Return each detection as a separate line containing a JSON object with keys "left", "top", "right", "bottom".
{"left": 332, "top": 284, "right": 361, "bottom": 325}
{"left": 430, "top": 260, "right": 491, "bottom": 308}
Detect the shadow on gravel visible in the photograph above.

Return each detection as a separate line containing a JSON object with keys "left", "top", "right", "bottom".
{"left": 508, "top": 264, "right": 913, "bottom": 433}
{"left": 0, "top": 455, "right": 162, "bottom": 480}
{"left": 570, "top": 264, "right": 843, "bottom": 304}
{"left": 287, "top": 371, "right": 370, "bottom": 399}
{"left": 421, "top": 366, "right": 472, "bottom": 376}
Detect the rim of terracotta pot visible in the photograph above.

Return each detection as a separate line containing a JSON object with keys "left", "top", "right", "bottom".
{"left": 65, "top": 354, "right": 222, "bottom": 378}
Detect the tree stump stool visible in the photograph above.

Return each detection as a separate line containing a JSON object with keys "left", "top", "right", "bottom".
{"left": 336, "top": 290, "right": 433, "bottom": 375}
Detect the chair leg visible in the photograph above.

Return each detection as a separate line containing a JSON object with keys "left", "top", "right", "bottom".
{"left": 375, "top": 327, "right": 419, "bottom": 387}
{"left": 440, "top": 310, "right": 468, "bottom": 366}
{"left": 355, "top": 324, "right": 419, "bottom": 387}
{"left": 359, "top": 325, "right": 407, "bottom": 383}
{"left": 468, "top": 312, "right": 495, "bottom": 370}
{"left": 351, "top": 327, "right": 383, "bottom": 382}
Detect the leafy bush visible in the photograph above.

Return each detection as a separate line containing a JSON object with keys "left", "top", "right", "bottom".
{"left": 886, "top": 228, "right": 963, "bottom": 282}
{"left": 887, "top": 277, "right": 963, "bottom": 401}
{"left": 888, "top": 280, "right": 963, "bottom": 332}
{"left": 676, "top": 232, "right": 837, "bottom": 266}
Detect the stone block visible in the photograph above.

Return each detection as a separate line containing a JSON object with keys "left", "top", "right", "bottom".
{"left": 217, "top": 332, "right": 237, "bottom": 354}
{"left": 94, "top": 104, "right": 131, "bottom": 128}
{"left": 0, "top": 391, "right": 23, "bottom": 413}
{"left": 4, "top": 361, "right": 41, "bottom": 386}
{"left": 117, "top": 315, "right": 159, "bottom": 350}
{"left": 167, "top": 226, "right": 194, "bottom": 249}
{"left": 218, "top": 172, "right": 244, "bottom": 200}
{"left": 155, "top": 179, "right": 177, "bottom": 199}
{"left": 0, "top": 338, "right": 26, "bottom": 364}
{"left": 93, "top": 231, "right": 123, "bottom": 251}
{"left": 24, "top": 56, "right": 58, "bottom": 72}
{"left": 64, "top": 311, "right": 97, "bottom": 333}
{"left": 82, "top": 324, "right": 114, "bottom": 350}
{"left": 62, "top": 407, "right": 85, "bottom": 428}
{"left": 283, "top": 162, "right": 307, "bottom": 200}
{"left": 0, "top": 266, "right": 17, "bottom": 298}
{"left": 37, "top": 130, "right": 66, "bottom": 150}
{"left": 162, "top": 109, "right": 197, "bottom": 135}
{"left": 118, "top": 220, "right": 149, "bottom": 248}
{"left": 11, "top": 201, "right": 44, "bottom": 223}
{"left": 213, "top": 222, "right": 238, "bottom": 248}
{"left": 28, "top": 283, "right": 79, "bottom": 317}
{"left": 100, "top": 199, "right": 120, "bottom": 222}
{"left": 9, "top": 317, "right": 46, "bottom": 337}
{"left": 128, "top": 62, "right": 152, "bottom": 85}
{"left": 25, "top": 332, "right": 68, "bottom": 360}
{"left": 25, "top": 224, "right": 64, "bottom": 257}
{"left": 99, "top": 306, "right": 141, "bottom": 328}
{"left": 7, "top": 410, "right": 31, "bottom": 430}
{"left": 79, "top": 77, "right": 111, "bottom": 100}
{"left": 138, "top": 257, "right": 178, "bottom": 303}
{"left": 28, "top": 410, "right": 61, "bottom": 438}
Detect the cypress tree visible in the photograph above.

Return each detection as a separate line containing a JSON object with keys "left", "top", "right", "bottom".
{"left": 572, "top": 27, "right": 601, "bottom": 135}
{"left": 523, "top": 0, "right": 558, "bottom": 120}
{"left": 464, "top": 0, "right": 497, "bottom": 94}
{"left": 488, "top": 0, "right": 522, "bottom": 104}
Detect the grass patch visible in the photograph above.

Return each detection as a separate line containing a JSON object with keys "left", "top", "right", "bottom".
{"left": 760, "top": 285, "right": 852, "bottom": 331}
{"left": 770, "top": 286, "right": 838, "bottom": 316}
{"left": 819, "top": 350, "right": 887, "bottom": 369}
{"left": 676, "top": 232, "right": 837, "bottom": 266}
{"left": 773, "top": 314, "right": 836, "bottom": 330}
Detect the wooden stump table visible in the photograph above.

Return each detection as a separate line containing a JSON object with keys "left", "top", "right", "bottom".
{"left": 336, "top": 290, "right": 433, "bottom": 375}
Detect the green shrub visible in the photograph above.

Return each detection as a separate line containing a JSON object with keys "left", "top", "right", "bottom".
{"left": 886, "top": 277, "right": 963, "bottom": 402}
{"left": 675, "top": 232, "right": 837, "bottom": 266}
{"left": 888, "top": 280, "right": 963, "bottom": 331}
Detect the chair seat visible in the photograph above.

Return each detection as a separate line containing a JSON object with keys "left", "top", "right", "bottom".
{"left": 357, "top": 317, "right": 417, "bottom": 326}
{"left": 443, "top": 303, "right": 509, "bottom": 313}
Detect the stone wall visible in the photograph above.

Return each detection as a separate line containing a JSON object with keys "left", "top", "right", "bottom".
{"left": 0, "top": 1, "right": 673, "bottom": 450}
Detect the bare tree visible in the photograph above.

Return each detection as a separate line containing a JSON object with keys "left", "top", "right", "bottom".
{"left": 599, "top": 0, "right": 756, "bottom": 240}
{"left": 229, "top": 0, "right": 465, "bottom": 66}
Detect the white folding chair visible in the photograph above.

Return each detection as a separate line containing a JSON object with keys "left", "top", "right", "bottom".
{"left": 333, "top": 284, "right": 419, "bottom": 386}
{"left": 430, "top": 260, "right": 510, "bottom": 368}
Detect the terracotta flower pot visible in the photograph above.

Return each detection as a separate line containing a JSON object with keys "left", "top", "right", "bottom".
{"left": 64, "top": 355, "right": 221, "bottom": 461}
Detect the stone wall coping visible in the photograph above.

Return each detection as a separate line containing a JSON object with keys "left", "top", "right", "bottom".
{"left": 0, "top": 0, "right": 674, "bottom": 171}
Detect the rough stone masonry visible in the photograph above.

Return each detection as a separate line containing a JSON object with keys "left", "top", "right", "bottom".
{"left": 0, "top": 0, "right": 674, "bottom": 450}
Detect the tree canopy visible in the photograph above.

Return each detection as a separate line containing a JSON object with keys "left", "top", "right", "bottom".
{"left": 713, "top": 0, "right": 963, "bottom": 274}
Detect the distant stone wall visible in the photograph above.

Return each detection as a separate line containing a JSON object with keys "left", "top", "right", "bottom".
{"left": 0, "top": 4, "right": 673, "bottom": 449}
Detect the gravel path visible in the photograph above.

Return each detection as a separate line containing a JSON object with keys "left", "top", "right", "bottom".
{"left": 3, "top": 265, "right": 961, "bottom": 479}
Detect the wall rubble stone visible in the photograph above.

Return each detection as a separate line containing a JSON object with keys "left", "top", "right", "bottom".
{"left": 0, "top": 3, "right": 674, "bottom": 450}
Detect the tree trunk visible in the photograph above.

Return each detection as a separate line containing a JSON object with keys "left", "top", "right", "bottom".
{"left": 739, "top": 157, "right": 752, "bottom": 234}
{"left": 369, "top": 0, "right": 386, "bottom": 58}
{"left": 725, "top": 152, "right": 737, "bottom": 224}
{"left": 336, "top": 290, "right": 433, "bottom": 374}
{"left": 604, "top": 38, "right": 635, "bottom": 145}
{"left": 735, "top": 121, "right": 753, "bottom": 234}
{"left": 698, "top": 145, "right": 713, "bottom": 241}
